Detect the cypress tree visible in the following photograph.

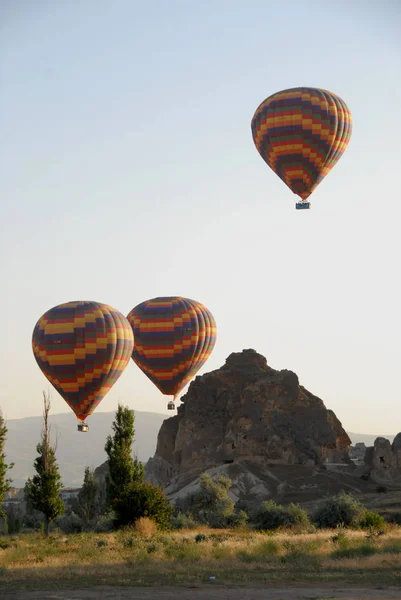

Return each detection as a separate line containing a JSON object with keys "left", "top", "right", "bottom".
{"left": 25, "top": 392, "right": 64, "bottom": 536}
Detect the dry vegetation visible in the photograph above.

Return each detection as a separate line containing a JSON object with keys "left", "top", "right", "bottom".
{"left": 2, "top": 521, "right": 401, "bottom": 591}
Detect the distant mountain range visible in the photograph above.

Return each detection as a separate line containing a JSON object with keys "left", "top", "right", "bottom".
{"left": 5, "top": 410, "right": 166, "bottom": 488}
{"left": 3, "top": 411, "right": 396, "bottom": 488}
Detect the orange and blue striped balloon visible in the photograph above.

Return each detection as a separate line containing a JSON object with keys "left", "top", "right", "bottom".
{"left": 127, "top": 297, "right": 216, "bottom": 400}
{"left": 251, "top": 87, "right": 352, "bottom": 201}
{"left": 32, "top": 301, "right": 134, "bottom": 422}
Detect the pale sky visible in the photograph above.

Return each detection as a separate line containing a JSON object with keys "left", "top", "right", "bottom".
{"left": 1, "top": 0, "right": 400, "bottom": 436}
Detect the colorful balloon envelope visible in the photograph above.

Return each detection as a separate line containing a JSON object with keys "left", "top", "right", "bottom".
{"left": 127, "top": 297, "right": 216, "bottom": 409}
{"left": 251, "top": 87, "right": 352, "bottom": 207}
{"left": 32, "top": 301, "right": 134, "bottom": 430}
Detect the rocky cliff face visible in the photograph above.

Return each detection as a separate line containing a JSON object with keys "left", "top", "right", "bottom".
{"left": 146, "top": 349, "right": 351, "bottom": 488}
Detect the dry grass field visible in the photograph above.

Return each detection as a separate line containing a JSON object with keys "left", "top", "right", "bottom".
{"left": 1, "top": 524, "right": 401, "bottom": 597}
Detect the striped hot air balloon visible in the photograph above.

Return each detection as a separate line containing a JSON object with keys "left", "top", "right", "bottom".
{"left": 251, "top": 87, "right": 352, "bottom": 209}
{"left": 32, "top": 301, "right": 134, "bottom": 431}
{"left": 127, "top": 296, "right": 216, "bottom": 410}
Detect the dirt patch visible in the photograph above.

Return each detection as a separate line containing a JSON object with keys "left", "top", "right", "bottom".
{"left": 2, "top": 585, "right": 401, "bottom": 600}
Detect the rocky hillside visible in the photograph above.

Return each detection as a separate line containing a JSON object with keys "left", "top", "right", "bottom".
{"left": 145, "top": 349, "right": 359, "bottom": 502}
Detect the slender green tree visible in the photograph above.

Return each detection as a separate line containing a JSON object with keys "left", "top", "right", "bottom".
{"left": 77, "top": 466, "right": 99, "bottom": 527}
{"left": 0, "top": 410, "right": 14, "bottom": 529}
{"left": 105, "top": 404, "right": 172, "bottom": 528}
{"left": 24, "top": 392, "right": 64, "bottom": 536}
{"left": 104, "top": 404, "right": 144, "bottom": 508}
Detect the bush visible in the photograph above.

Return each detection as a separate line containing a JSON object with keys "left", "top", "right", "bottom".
{"left": 331, "top": 530, "right": 349, "bottom": 548}
{"left": 22, "top": 512, "right": 43, "bottom": 531}
{"left": 134, "top": 516, "right": 158, "bottom": 537}
{"left": 281, "top": 540, "right": 323, "bottom": 568}
{"left": 255, "top": 500, "right": 310, "bottom": 531}
{"left": 175, "top": 473, "right": 236, "bottom": 528}
{"left": 114, "top": 481, "right": 172, "bottom": 529}
{"left": 55, "top": 511, "right": 84, "bottom": 534}
{"left": 314, "top": 493, "right": 365, "bottom": 528}
{"left": 4, "top": 506, "right": 23, "bottom": 534}
{"left": 95, "top": 512, "right": 115, "bottom": 533}
{"left": 226, "top": 509, "right": 249, "bottom": 528}
{"left": 118, "top": 529, "right": 137, "bottom": 549}
{"left": 255, "top": 538, "right": 280, "bottom": 556}
{"left": 146, "top": 542, "right": 158, "bottom": 553}
{"left": 359, "top": 510, "right": 386, "bottom": 531}
{"left": 170, "top": 512, "right": 198, "bottom": 530}
{"left": 165, "top": 541, "right": 204, "bottom": 562}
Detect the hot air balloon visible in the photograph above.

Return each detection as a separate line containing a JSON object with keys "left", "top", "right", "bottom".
{"left": 251, "top": 87, "right": 352, "bottom": 209}
{"left": 127, "top": 296, "right": 216, "bottom": 410}
{"left": 32, "top": 301, "right": 134, "bottom": 432}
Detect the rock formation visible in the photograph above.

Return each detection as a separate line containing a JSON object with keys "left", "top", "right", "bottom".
{"left": 349, "top": 442, "right": 367, "bottom": 462}
{"left": 145, "top": 349, "right": 351, "bottom": 495}
{"left": 364, "top": 433, "right": 401, "bottom": 485}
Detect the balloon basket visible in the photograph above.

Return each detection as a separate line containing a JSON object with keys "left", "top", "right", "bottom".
{"left": 78, "top": 422, "right": 89, "bottom": 432}
{"left": 295, "top": 202, "right": 311, "bottom": 210}
{"left": 167, "top": 401, "right": 175, "bottom": 410}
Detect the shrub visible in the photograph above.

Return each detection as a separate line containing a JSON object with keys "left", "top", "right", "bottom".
{"left": 165, "top": 541, "right": 204, "bottom": 562}
{"left": 170, "top": 512, "right": 198, "bottom": 530}
{"left": 156, "top": 534, "right": 174, "bottom": 546}
{"left": 314, "top": 492, "right": 365, "bottom": 528}
{"left": 114, "top": 482, "right": 172, "bottom": 529}
{"left": 175, "top": 473, "right": 235, "bottom": 528}
{"left": 134, "top": 516, "right": 158, "bottom": 537}
{"left": 119, "top": 529, "right": 137, "bottom": 549}
{"left": 255, "top": 538, "right": 280, "bottom": 556}
{"left": 55, "top": 511, "right": 84, "bottom": 534}
{"left": 255, "top": 500, "right": 310, "bottom": 531}
{"left": 331, "top": 530, "right": 349, "bottom": 549}
{"left": 4, "top": 505, "right": 22, "bottom": 534}
{"left": 95, "top": 512, "right": 115, "bottom": 533}
{"left": 281, "top": 540, "right": 323, "bottom": 568}
{"left": 359, "top": 510, "right": 386, "bottom": 531}
{"left": 226, "top": 509, "right": 249, "bottom": 528}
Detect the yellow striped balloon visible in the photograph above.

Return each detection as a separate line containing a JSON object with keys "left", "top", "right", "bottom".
{"left": 251, "top": 87, "right": 352, "bottom": 203}
{"left": 32, "top": 301, "right": 134, "bottom": 422}
{"left": 127, "top": 296, "right": 216, "bottom": 402}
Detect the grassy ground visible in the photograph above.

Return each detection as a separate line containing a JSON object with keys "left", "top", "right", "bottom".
{"left": 1, "top": 526, "right": 401, "bottom": 591}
